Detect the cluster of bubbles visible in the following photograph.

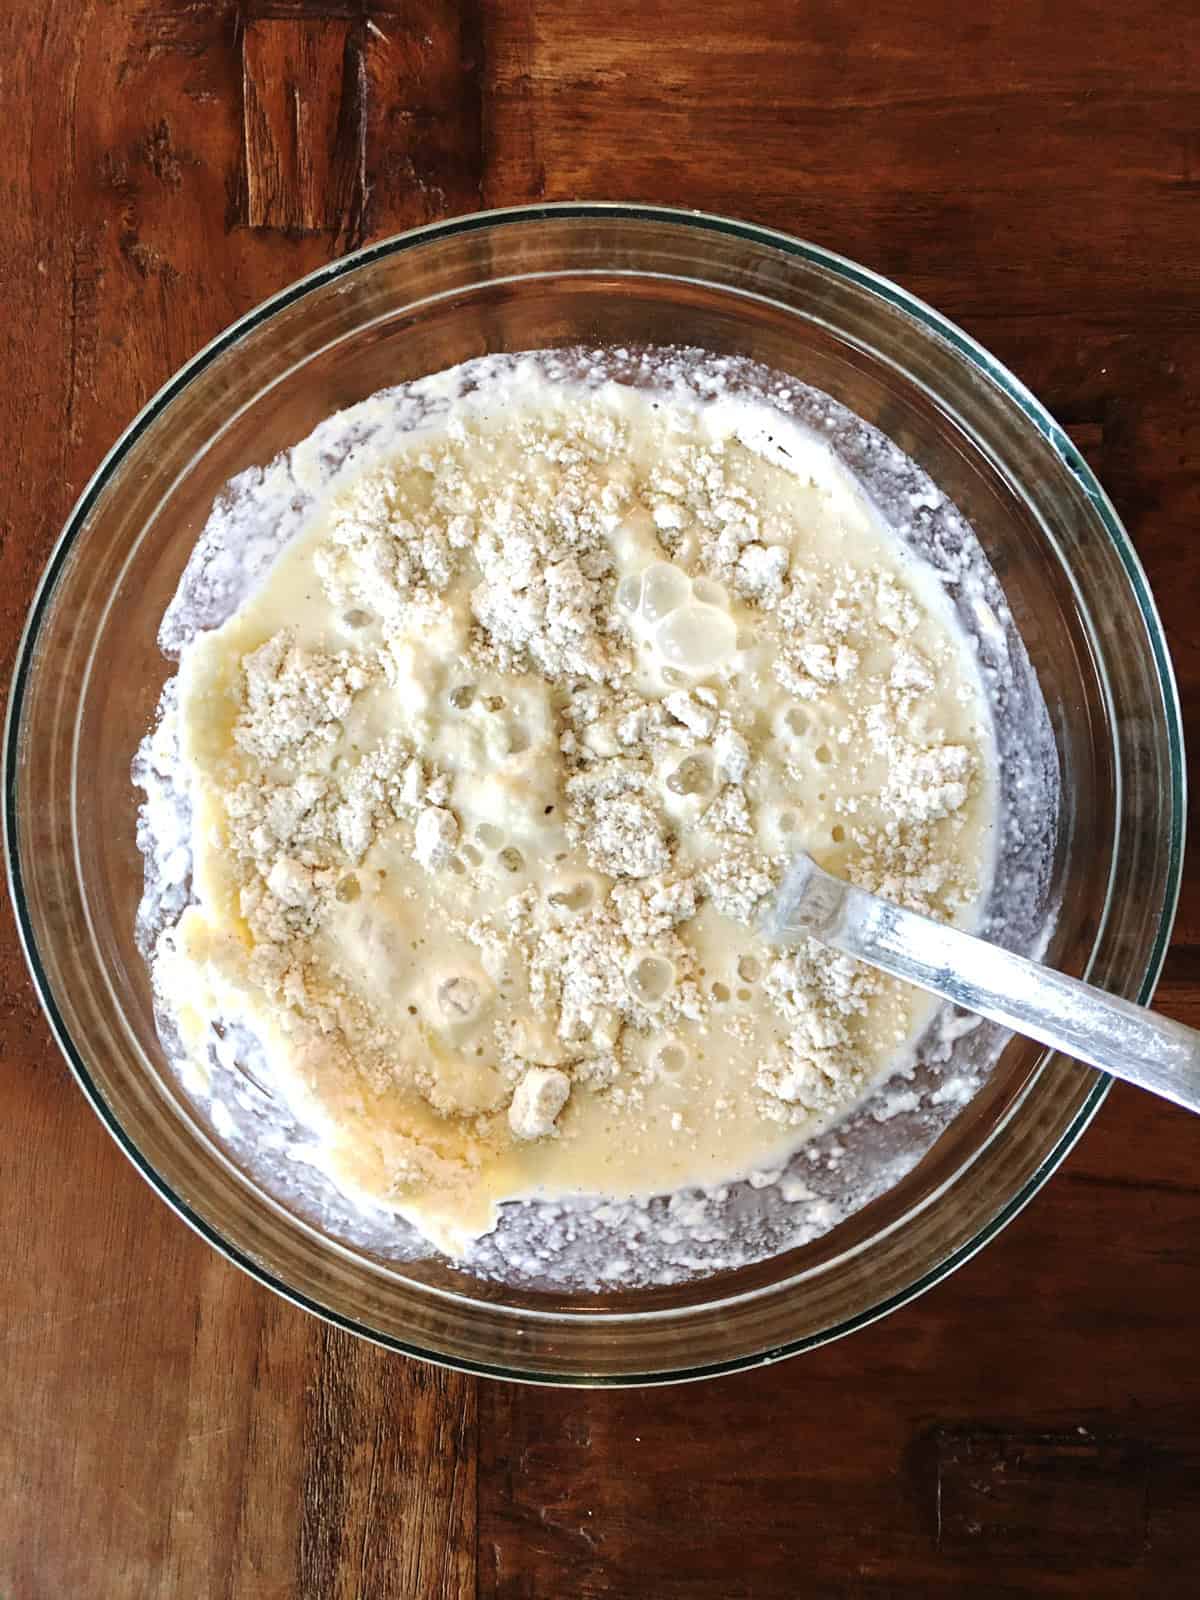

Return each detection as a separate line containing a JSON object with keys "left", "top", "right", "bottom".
{"left": 628, "top": 944, "right": 766, "bottom": 1030}
{"left": 645, "top": 952, "right": 768, "bottom": 1089}
{"left": 617, "top": 560, "right": 739, "bottom": 678}
{"left": 772, "top": 704, "right": 851, "bottom": 850}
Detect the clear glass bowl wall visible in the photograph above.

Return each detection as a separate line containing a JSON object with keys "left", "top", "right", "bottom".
{"left": 5, "top": 207, "right": 1183, "bottom": 1383}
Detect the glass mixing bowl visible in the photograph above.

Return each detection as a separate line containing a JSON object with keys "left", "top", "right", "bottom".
{"left": 4, "top": 205, "right": 1184, "bottom": 1384}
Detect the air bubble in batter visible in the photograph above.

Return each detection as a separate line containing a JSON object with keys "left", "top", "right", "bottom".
{"left": 691, "top": 577, "right": 728, "bottom": 608}
{"left": 666, "top": 754, "right": 711, "bottom": 797}
{"left": 438, "top": 975, "right": 480, "bottom": 1021}
{"left": 656, "top": 604, "right": 737, "bottom": 674}
{"left": 656, "top": 1042, "right": 688, "bottom": 1078}
{"left": 547, "top": 878, "right": 595, "bottom": 913}
{"left": 617, "top": 573, "right": 643, "bottom": 611}
{"left": 627, "top": 954, "right": 675, "bottom": 1006}
{"left": 640, "top": 562, "right": 691, "bottom": 622}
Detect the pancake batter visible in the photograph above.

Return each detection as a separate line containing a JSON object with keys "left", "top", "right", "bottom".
{"left": 145, "top": 358, "right": 995, "bottom": 1255}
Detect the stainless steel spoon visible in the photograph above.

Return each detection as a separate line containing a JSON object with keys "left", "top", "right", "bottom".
{"left": 763, "top": 852, "right": 1199, "bottom": 1115}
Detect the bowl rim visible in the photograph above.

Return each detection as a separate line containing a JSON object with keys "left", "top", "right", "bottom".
{"left": 3, "top": 201, "right": 1186, "bottom": 1385}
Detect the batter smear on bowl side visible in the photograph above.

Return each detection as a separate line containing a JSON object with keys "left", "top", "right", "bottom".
{"left": 137, "top": 351, "right": 998, "bottom": 1258}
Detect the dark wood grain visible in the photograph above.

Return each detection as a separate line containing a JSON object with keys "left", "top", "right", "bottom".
{"left": 1, "top": 1, "right": 1198, "bottom": 1595}
{"left": 241, "top": 17, "right": 365, "bottom": 236}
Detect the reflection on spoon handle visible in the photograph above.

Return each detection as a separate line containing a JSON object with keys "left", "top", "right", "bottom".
{"left": 766, "top": 853, "right": 1200, "bottom": 1116}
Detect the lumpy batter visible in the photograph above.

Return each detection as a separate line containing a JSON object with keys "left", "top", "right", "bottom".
{"left": 145, "top": 357, "right": 995, "bottom": 1255}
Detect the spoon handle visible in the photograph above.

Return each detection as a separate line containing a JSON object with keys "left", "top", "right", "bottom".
{"left": 769, "top": 855, "right": 1200, "bottom": 1115}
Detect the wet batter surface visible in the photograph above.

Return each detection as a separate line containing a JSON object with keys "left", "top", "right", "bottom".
{"left": 142, "top": 355, "right": 996, "bottom": 1256}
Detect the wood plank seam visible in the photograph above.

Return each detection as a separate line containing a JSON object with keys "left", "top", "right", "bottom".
{"left": 241, "top": 16, "right": 368, "bottom": 241}
{"left": 238, "top": 5, "right": 484, "bottom": 244}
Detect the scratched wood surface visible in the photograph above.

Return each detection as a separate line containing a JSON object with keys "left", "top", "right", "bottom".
{"left": 1, "top": 2, "right": 1198, "bottom": 1595}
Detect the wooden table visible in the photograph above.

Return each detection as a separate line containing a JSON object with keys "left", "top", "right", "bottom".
{"left": 3, "top": 2, "right": 1198, "bottom": 1594}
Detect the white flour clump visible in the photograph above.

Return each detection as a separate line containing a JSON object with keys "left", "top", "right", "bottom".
{"left": 755, "top": 944, "right": 883, "bottom": 1119}
{"left": 137, "top": 350, "right": 1002, "bottom": 1265}
{"left": 234, "top": 632, "right": 374, "bottom": 762}
{"left": 413, "top": 805, "right": 459, "bottom": 871}
{"left": 584, "top": 795, "right": 672, "bottom": 879}
{"left": 509, "top": 1067, "right": 571, "bottom": 1140}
